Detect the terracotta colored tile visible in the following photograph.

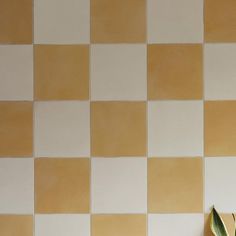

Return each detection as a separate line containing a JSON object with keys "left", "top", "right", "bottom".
{"left": 35, "top": 158, "right": 90, "bottom": 213}
{"left": 148, "top": 158, "right": 203, "bottom": 213}
{"left": 205, "top": 101, "right": 236, "bottom": 156}
{"left": 205, "top": 0, "right": 236, "bottom": 42}
{"left": 0, "top": 215, "right": 33, "bottom": 236}
{"left": 204, "top": 213, "right": 235, "bottom": 236}
{"left": 148, "top": 44, "right": 203, "bottom": 100}
{"left": 92, "top": 215, "right": 146, "bottom": 236}
{"left": 0, "top": 0, "right": 32, "bottom": 43}
{"left": 91, "top": 102, "right": 146, "bottom": 156}
{"left": 34, "top": 45, "right": 89, "bottom": 100}
{"left": 91, "top": 0, "right": 146, "bottom": 43}
{"left": 0, "top": 102, "right": 33, "bottom": 157}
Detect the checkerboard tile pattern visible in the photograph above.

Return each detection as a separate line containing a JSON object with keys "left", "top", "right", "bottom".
{"left": 0, "top": 0, "right": 236, "bottom": 235}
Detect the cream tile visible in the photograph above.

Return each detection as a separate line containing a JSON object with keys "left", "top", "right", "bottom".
{"left": 148, "top": 101, "right": 203, "bottom": 157}
{"left": 34, "top": 0, "right": 89, "bottom": 43}
{"left": 0, "top": 46, "right": 33, "bottom": 100}
{"left": 148, "top": 0, "right": 203, "bottom": 43}
{"left": 91, "top": 45, "right": 147, "bottom": 101}
{"left": 35, "top": 101, "right": 90, "bottom": 157}
{"left": 0, "top": 159, "right": 33, "bottom": 213}
{"left": 92, "top": 158, "right": 147, "bottom": 213}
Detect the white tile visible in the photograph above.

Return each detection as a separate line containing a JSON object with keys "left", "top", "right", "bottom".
{"left": 148, "top": 214, "right": 204, "bottom": 236}
{"left": 205, "top": 157, "right": 236, "bottom": 213}
{"left": 148, "top": 101, "right": 203, "bottom": 157}
{"left": 91, "top": 45, "right": 147, "bottom": 101}
{"left": 35, "top": 101, "right": 90, "bottom": 157}
{"left": 0, "top": 45, "right": 33, "bottom": 100}
{"left": 92, "top": 158, "right": 147, "bottom": 213}
{"left": 34, "top": 0, "right": 89, "bottom": 43}
{"left": 35, "top": 214, "right": 90, "bottom": 236}
{"left": 148, "top": 0, "right": 203, "bottom": 43}
{"left": 205, "top": 44, "right": 236, "bottom": 100}
{"left": 0, "top": 158, "right": 34, "bottom": 213}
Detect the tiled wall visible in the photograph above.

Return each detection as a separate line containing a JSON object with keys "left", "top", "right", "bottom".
{"left": 0, "top": 0, "right": 236, "bottom": 235}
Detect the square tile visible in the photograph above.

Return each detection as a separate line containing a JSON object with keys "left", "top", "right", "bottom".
{"left": 0, "top": 102, "right": 33, "bottom": 157}
{"left": 0, "top": 159, "right": 34, "bottom": 213}
{"left": 35, "top": 158, "right": 90, "bottom": 213}
{"left": 148, "top": 0, "right": 203, "bottom": 43}
{"left": 148, "top": 101, "right": 203, "bottom": 157}
{"left": 148, "top": 44, "right": 203, "bottom": 100}
{"left": 35, "top": 101, "right": 90, "bottom": 157}
{"left": 0, "top": 0, "right": 32, "bottom": 43}
{"left": 92, "top": 214, "right": 146, "bottom": 236}
{"left": 205, "top": 0, "right": 236, "bottom": 42}
{"left": 205, "top": 158, "right": 236, "bottom": 213}
{"left": 34, "top": 45, "right": 89, "bottom": 100}
{"left": 205, "top": 44, "right": 236, "bottom": 100}
{"left": 92, "top": 158, "right": 147, "bottom": 213}
{"left": 0, "top": 46, "right": 33, "bottom": 101}
{"left": 91, "top": 102, "right": 146, "bottom": 157}
{"left": 91, "top": 0, "right": 146, "bottom": 43}
{"left": 91, "top": 45, "right": 146, "bottom": 101}
{"left": 205, "top": 101, "right": 236, "bottom": 156}
{"left": 35, "top": 214, "right": 90, "bottom": 236}
{"left": 148, "top": 158, "right": 203, "bottom": 213}
{"left": 149, "top": 214, "right": 204, "bottom": 236}
{"left": 0, "top": 215, "right": 33, "bottom": 236}
{"left": 34, "top": 0, "right": 89, "bottom": 43}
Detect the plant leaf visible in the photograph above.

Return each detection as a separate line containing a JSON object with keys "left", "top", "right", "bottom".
{"left": 210, "top": 207, "right": 229, "bottom": 236}
{"left": 232, "top": 213, "right": 236, "bottom": 236}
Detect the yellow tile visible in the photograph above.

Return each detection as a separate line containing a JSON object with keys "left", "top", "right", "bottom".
{"left": 205, "top": 101, "right": 236, "bottom": 156}
{"left": 0, "top": 215, "right": 33, "bottom": 236}
{"left": 91, "top": 102, "right": 146, "bottom": 156}
{"left": 0, "top": 102, "right": 33, "bottom": 157}
{"left": 148, "top": 44, "right": 203, "bottom": 100}
{"left": 148, "top": 158, "right": 203, "bottom": 213}
{"left": 205, "top": 0, "right": 236, "bottom": 42}
{"left": 204, "top": 213, "right": 235, "bottom": 236}
{"left": 92, "top": 215, "right": 146, "bottom": 236}
{"left": 0, "top": 0, "right": 32, "bottom": 43}
{"left": 91, "top": 0, "right": 146, "bottom": 43}
{"left": 34, "top": 45, "right": 89, "bottom": 100}
{"left": 35, "top": 158, "right": 90, "bottom": 213}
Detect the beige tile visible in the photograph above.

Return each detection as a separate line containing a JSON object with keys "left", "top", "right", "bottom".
{"left": 148, "top": 158, "right": 203, "bottom": 213}
{"left": 0, "top": 215, "right": 33, "bottom": 236}
{"left": 91, "top": 102, "right": 146, "bottom": 156}
{"left": 92, "top": 215, "right": 146, "bottom": 236}
{"left": 35, "top": 158, "right": 90, "bottom": 213}
{"left": 34, "top": 45, "right": 89, "bottom": 100}
{"left": 0, "top": 102, "right": 33, "bottom": 157}
{"left": 205, "top": 101, "right": 236, "bottom": 156}
{"left": 0, "top": 0, "right": 32, "bottom": 43}
{"left": 148, "top": 44, "right": 203, "bottom": 100}
{"left": 205, "top": 0, "right": 236, "bottom": 42}
{"left": 91, "top": 0, "right": 146, "bottom": 43}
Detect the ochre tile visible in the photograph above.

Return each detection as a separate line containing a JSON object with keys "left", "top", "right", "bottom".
{"left": 148, "top": 44, "right": 203, "bottom": 100}
{"left": 34, "top": 45, "right": 89, "bottom": 100}
{"left": 92, "top": 215, "right": 146, "bottom": 236}
{"left": 205, "top": 0, "right": 236, "bottom": 42}
{"left": 0, "top": 0, "right": 32, "bottom": 43}
{"left": 148, "top": 158, "right": 203, "bottom": 213}
{"left": 91, "top": 102, "right": 146, "bottom": 156}
{"left": 204, "top": 213, "right": 235, "bottom": 236}
{"left": 205, "top": 101, "right": 236, "bottom": 156}
{"left": 0, "top": 102, "right": 33, "bottom": 157}
{"left": 0, "top": 215, "right": 33, "bottom": 236}
{"left": 35, "top": 158, "right": 90, "bottom": 213}
{"left": 91, "top": 0, "right": 146, "bottom": 43}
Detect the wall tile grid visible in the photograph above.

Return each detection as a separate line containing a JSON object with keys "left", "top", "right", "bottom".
{"left": 0, "top": 0, "right": 236, "bottom": 235}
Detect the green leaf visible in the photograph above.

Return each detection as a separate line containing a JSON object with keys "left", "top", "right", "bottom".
{"left": 210, "top": 207, "right": 229, "bottom": 236}
{"left": 232, "top": 214, "right": 236, "bottom": 236}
